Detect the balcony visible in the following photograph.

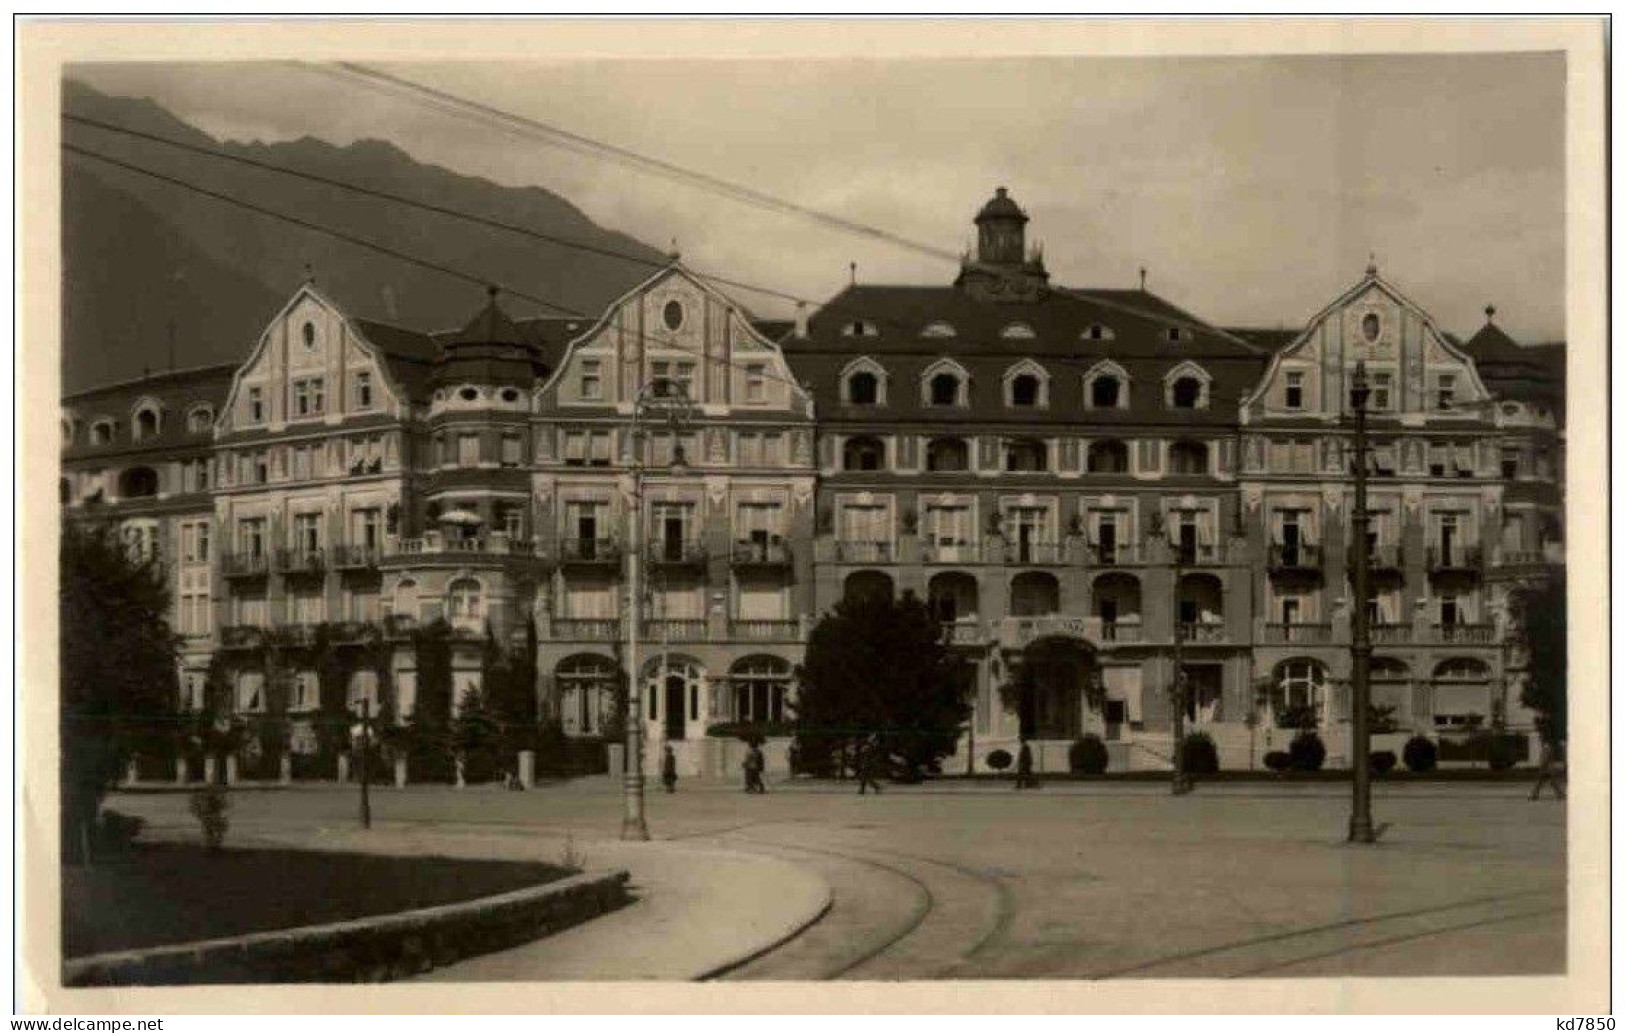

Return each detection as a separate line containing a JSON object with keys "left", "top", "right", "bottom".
{"left": 1267, "top": 543, "right": 1323, "bottom": 575}
{"left": 558, "top": 538, "right": 621, "bottom": 567}
{"left": 222, "top": 552, "right": 270, "bottom": 579}
{"left": 1348, "top": 543, "right": 1404, "bottom": 573}
{"left": 1431, "top": 622, "right": 1495, "bottom": 644}
{"left": 1004, "top": 540, "right": 1066, "bottom": 565}
{"left": 1178, "top": 622, "right": 1229, "bottom": 644}
{"left": 1428, "top": 545, "right": 1484, "bottom": 575}
{"left": 646, "top": 539, "right": 707, "bottom": 568}
{"left": 551, "top": 617, "right": 620, "bottom": 641}
{"left": 218, "top": 624, "right": 264, "bottom": 649}
{"left": 995, "top": 615, "right": 1142, "bottom": 650}
{"left": 1173, "top": 541, "right": 1227, "bottom": 567}
{"left": 1090, "top": 543, "right": 1144, "bottom": 566}
{"left": 325, "top": 620, "right": 377, "bottom": 645}
{"left": 941, "top": 619, "right": 987, "bottom": 646}
{"left": 391, "top": 535, "right": 539, "bottom": 563}
{"left": 731, "top": 539, "right": 792, "bottom": 568}
{"left": 272, "top": 623, "right": 321, "bottom": 647}
{"left": 382, "top": 613, "right": 418, "bottom": 639}
{"left": 920, "top": 540, "right": 982, "bottom": 564}
{"left": 274, "top": 548, "right": 326, "bottom": 576}
{"left": 1262, "top": 622, "right": 1333, "bottom": 644}
{"left": 641, "top": 618, "right": 708, "bottom": 640}
{"left": 1370, "top": 622, "right": 1413, "bottom": 644}
{"left": 331, "top": 544, "right": 383, "bottom": 571}
{"left": 731, "top": 618, "right": 804, "bottom": 642}
{"left": 825, "top": 539, "right": 896, "bottom": 564}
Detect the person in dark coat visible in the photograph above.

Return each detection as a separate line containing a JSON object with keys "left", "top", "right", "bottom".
{"left": 661, "top": 744, "right": 678, "bottom": 794}
{"left": 1530, "top": 737, "right": 1565, "bottom": 800}
{"left": 1015, "top": 738, "right": 1037, "bottom": 790}
{"left": 743, "top": 741, "right": 767, "bottom": 793}
{"left": 858, "top": 736, "right": 884, "bottom": 795}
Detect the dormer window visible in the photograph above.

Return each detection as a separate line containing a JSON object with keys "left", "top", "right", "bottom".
{"left": 841, "top": 319, "right": 880, "bottom": 338}
{"left": 841, "top": 358, "right": 887, "bottom": 406}
{"left": 921, "top": 359, "right": 969, "bottom": 407}
{"left": 458, "top": 386, "right": 479, "bottom": 402}
{"left": 1002, "top": 360, "right": 1049, "bottom": 408}
{"left": 1170, "top": 378, "right": 1202, "bottom": 409}
{"left": 1083, "top": 361, "right": 1130, "bottom": 410}
{"left": 248, "top": 386, "right": 264, "bottom": 423}
{"left": 921, "top": 321, "right": 957, "bottom": 338}
{"left": 1011, "top": 375, "right": 1040, "bottom": 407}
{"left": 1000, "top": 322, "right": 1036, "bottom": 340}
{"left": 354, "top": 372, "right": 373, "bottom": 410}
{"left": 90, "top": 419, "right": 114, "bottom": 446}
{"left": 1162, "top": 361, "right": 1213, "bottom": 411}
{"left": 186, "top": 405, "right": 214, "bottom": 433}
{"left": 1165, "top": 327, "right": 1187, "bottom": 343}
{"left": 929, "top": 373, "right": 962, "bottom": 406}
{"left": 1081, "top": 324, "right": 1115, "bottom": 341}
{"left": 1284, "top": 371, "right": 1304, "bottom": 410}
{"left": 133, "top": 406, "right": 159, "bottom": 441}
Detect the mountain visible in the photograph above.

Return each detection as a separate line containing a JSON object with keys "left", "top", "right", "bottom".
{"left": 61, "top": 80, "right": 670, "bottom": 392}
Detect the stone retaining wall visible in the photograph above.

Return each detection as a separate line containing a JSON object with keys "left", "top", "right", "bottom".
{"left": 64, "top": 868, "right": 630, "bottom": 986}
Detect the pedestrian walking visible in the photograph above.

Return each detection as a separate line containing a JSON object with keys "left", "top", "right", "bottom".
{"left": 857, "top": 736, "right": 884, "bottom": 795}
{"left": 1015, "top": 738, "right": 1038, "bottom": 790}
{"left": 661, "top": 744, "right": 678, "bottom": 794}
{"left": 1530, "top": 737, "right": 1566, "bottom": 800}
{"left": 742, "top": 741, "right": 767, "bottom": 794}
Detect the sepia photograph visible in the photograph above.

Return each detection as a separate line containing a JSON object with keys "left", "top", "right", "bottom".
{"left": 16, "top": 16, "right": 1610, "bottom": 1016}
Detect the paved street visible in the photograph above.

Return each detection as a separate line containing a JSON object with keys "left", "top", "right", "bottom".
{"left": 110, "top": 777, "right": 1565, "bottom": 980}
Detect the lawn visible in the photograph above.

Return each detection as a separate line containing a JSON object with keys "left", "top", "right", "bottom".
{"left": 63, "top": 843, "right": 574, "bottom": 957}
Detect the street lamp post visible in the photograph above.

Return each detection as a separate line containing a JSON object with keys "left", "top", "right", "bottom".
{"left": 1170, "top": 546, "right": 1192, "bottom": 795}
{"left": 1348, "top": 361, "right": 1376, "bottom": 843}
{"left": 621, "top": 381, "right": 691, "bottom": 842}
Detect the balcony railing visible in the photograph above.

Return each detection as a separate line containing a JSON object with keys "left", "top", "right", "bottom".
{"left": 222, "top": 552, "right": 270, "bottom": 578}
{"left": 1267, "top": 543, "right": 1323, "bottom": 573}
{"left": 330, "top": 544, "right": 382, "bottom": 570}
{"left": 551, "top": 617, "right": 621, "bottom": 641}
{"left": 1493, "top": 548, "right": 1549, "bottom": 567}
{"left": 731, "top": 618, "right": 803, "bottom": 641}
{"left": 994, "top": 614, "right": 1144, "bottom": 650}
{"left": 1178, "top": 622, "right": 1228, "bottom": 644}
{"left": 1371, "top": 622, "right": 1413, "bottom": 644}
{"left": 382, "top": 613, "right": 418, "bottom": 638}
{"left": 1432, "top": 622, "right": 1495, "bottom": 644}
{"left": 830, "top": 539, "right": 895, "bottom": 563}
{"left": 920, "top": 540, "right": 981, "bottom": 564}
{"left": 274, "top": 548, "right": 326, "bottom": 575}
{"left": 1428, "top": 545, "right": 1484, "bottom": 574}
{"left": 941, "top": 619, "right": 987, "bottom": 645}
{"left": 642, "top": 618, "right": 708, "bottom": 640}
{"left": 1097, "top": 621, "right": 1144, "bottom": 643}
{"left": 1262, "top": 622, "right": 1333, "bottom": 644}
{"left": 1005, "top": 540, "right": 1065, "bottom": 565}
{"left": 1090, "top": 543, "right": 1144, "bottom": 566}
{"left": 646, "top": 539, "right": 707, "bottom": 566}
{"left": 558, "top": 538, "right": 621, "bottom": 565}
{"left": 218, "top": 624, "right": 263, "bottom": 649}
{"left": 392, "top": 535, "right": 538, "bottom": 560}
{"left": 1173, "top": 541, "right": 1225, "bottom": 566}
{"left": 731, "top": 539, "right": 792, "bottom": 567}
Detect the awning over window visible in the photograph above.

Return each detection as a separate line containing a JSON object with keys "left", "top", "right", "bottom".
{"left": 1433, "top": 683, "right": 1490, "bottom": 717}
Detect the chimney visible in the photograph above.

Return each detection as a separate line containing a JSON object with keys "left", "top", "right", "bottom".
{"left": 794, "top": 301, "right": 809, "bottom": 339}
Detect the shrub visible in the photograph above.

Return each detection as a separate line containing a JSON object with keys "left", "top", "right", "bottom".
{"left": 1402, "top": 735, "right": 1438, "bottom": 773}
{"left": 1486, "top": 733, "right": 1523, "bottom": 772}
{"left": 187, "top": 785, "right": 230, "bottom": 850}
{"left": 986, "top": 748, "right": 1013, "bottom": 772}
{"left": 1069, "top": 735, "right": 1109, "bottom": 775}
{"left": 1288, "top": 731, "right": 1326, "bottom": 772}
{"left": 1274, "top": 704, "right": 1318, "bottom": 731}
{"left": 1263, "top": 750, "right": 1291, "bottom": 772}
{"left": 1370, "top": 750, "right": 1398, "bottom": 775}
{"left": 1179, "top": 732, "right": 1220, "bottom": 776}
{"left": 95, "top": 810, "right": 145, "bottom": 854}
{"left": 706, "top": 720, "right": 796, "bottom": 741}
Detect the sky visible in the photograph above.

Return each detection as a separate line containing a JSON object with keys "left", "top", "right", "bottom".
{"left": 68, "top": 52, "right": 1566, "bottom": 342}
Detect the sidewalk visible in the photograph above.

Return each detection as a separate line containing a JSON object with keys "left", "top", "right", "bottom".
{"left": 121, "top": 806, "right": 831, "bottom": 982}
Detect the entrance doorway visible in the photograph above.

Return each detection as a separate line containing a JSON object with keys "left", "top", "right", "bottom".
{"left": 664, "top": 676, "right": 687, "bottom": 740}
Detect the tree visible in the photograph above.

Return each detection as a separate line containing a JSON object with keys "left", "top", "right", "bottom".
{"left": 793, "top": 590, "right": 971, "bottom": 780}
{"left": 60, "top": 521, "right": 179, "bottom": 862}
{"left": 451, "top": 686, "right": 506, "bottom": 783}
{"left": 1512, "top": 568, "right": 1567, "bottom": 749}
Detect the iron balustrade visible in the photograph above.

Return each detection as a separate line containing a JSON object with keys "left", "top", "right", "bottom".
{"left": 1268, "top": 542, "right": 1323, "bottom": 572}
{"left": 731, "top": 539, "right": 792, "bottom": 566}
{"left": 1432, "top": 622, "right": 1495, "bottom": 644}
{"left": 222, "top": 552, "right": 270, "bottom": 577}
{"left": 274, "top": 548, "right": 326, "bottom": 574}
{"left": 1263, "top": 622, "right": 1333, "bottom": 644}
{"left": 1427, "top": 545, "right": 1484, "bottom": 573}
{"left": 1005, "top": 539, "right": 1065, "bottom": 565}
{"left": 551, "top": 617, "right": 621, "bottom": 640}
{"left": 559, "top": 538, "right": 621, "bottom": 564}
{"left": 647, "top": 539, "right": 707, "bottom": 566}
{"left": 920, "top": 539, "right": 981, "bottom": 564}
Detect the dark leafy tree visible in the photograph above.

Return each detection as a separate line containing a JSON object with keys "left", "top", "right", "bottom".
{"left": 452, "top": 686, "right": 507, "bottom": 783}
{"left": 60, "top": 521, "right": 179, "bottom": 862}
{"left": 1512, "top": 568, "right": 1566, "bottom": 750}
{"left": 793, "top": 590, "right": 971, "bottom": 780}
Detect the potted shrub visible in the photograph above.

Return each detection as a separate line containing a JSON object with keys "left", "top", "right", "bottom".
{"left": 1069, "top": 734, "right": 1109, "bottom": 775}
{"left": 1402, "top": 735, "right": 1438, "bottom": 773}
{"left": 1288, "top": 730, "right": 1326, "bottom": 772}
{"left": 1370, "top": 750, "right": 1398, "bottom": 775}
{"left": 1179, "top": 732, "right": 1220, "bottom": 776}
{"left": 1263, "top": 750, "right": 1292, "bottom": 772}
{"left": 986, "top": 748, "right": 1013, "bottom": 773}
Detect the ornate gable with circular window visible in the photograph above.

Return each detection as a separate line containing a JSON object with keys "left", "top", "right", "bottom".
{"left": 1361, "top": 312, "right": 1382, "bottom": 343}
{"left": 301, "top": 321, "right": 317, "bottom": 349}
{"left": 662, "top": 299, "right": 685, "bottom": 332}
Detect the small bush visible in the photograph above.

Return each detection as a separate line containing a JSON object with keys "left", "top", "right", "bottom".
{"left": 1402, "top": 735, "right": 1438, "bottom": 773}
{"left": 1263, "top": 750, "right": 1291, "bottom": 772}
{"left": 1069, "top": 735, "right": 1109, "bottom": 775}
{"left": 1370, "top": 750, "right": 1398, "bottom": 775}
{"left": 187, "top": 786, "right": 230, "bottom": 851}
{"left": 95, "top": 810, "right": 145, "bottom": 855}
{"left": 1289, "top": 731, "right": 1326, "bottom": 772}
{"left": 986, "top": 748, "right": 1013, "bottom": 772}
{"left": 1486, "top": 733, "right": 1523, "bottom": 772}
{"left": 1179, "top": 732, "right": 1220, "bottom": 776}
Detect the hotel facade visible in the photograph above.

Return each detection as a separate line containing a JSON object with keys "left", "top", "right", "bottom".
{"left": 61, "top": 189, "right": 1564, "bottom": 780}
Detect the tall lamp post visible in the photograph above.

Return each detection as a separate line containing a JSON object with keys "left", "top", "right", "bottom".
{"left": 1169, "top": 541, "right": 1192, "bottom": 795}
{"left": 621, "top": 381, "right": 691, "bottom": 842}
{"left": 1348, "top": 361, "right": 1377, "bottom": 843}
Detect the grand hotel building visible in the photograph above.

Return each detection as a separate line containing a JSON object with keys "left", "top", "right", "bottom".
{"left": 60, "top": 189, "right": 1564, "bottom": 779}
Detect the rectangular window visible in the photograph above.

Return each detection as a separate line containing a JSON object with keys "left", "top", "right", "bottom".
{"left": 674, "top": 362, "right": 696, "bottom": 399}
{"left": 564, "top": 431, "right": 587, "bottom": 466}
{"left": 839, "top": 503, "right": 889, "bottom": 543}
{"left": 736, "top": 502, "right": 784, "bottom": 543}
{"left": 1439, "top": 593, "right": 1460, "bottom": 627}
{"left": 744, "top": 364, "right": 766, "bottom": 403}
{"left": 1428, "top": 443, "right": 1448, "bottom": 478}
{"left": 580, "top": 359, "right": 603, "bottom": 400}
{"left": 355, "top": 371, "right": 373, "bottom": 410}
{"left": 458, "top": 433, "right": 480, "bottom": 466}
{"left": 1370, "top": 372, "right": 1392, "bottom": 411}
{"left": 351, "top": 508, "right": 381, "bottom": 551}
{"left": 762, "top": 432, "right": 783, "bottom": 466}
{"left": 501, "top": 505, "right": 524, "bottom": 540}
{"left": 248, "top": 386, "right": 264, "bottom": 423}
{"left": 737, "top": 432, "right": 761, "bottom": 467}
{"left": 1284, "top": 371, "right": 1304, "bottom": 410}
{"left": 1436, "top": 374, "right": 1456, "bottom": 411}
{"left": 294, "top": 513, "right": 322, "bottom": 554}
{"left": 292, "top": 378, "right": 325, "bottom": 417}
{"left": 501, "top": 432, "right": 523, "bottom": 467}
{"left": 255, "top": 452, "right": 270, "bottom": 484}
{"left": 589, "top": 431, "right": 612, "bottom": 466}
{"left": 238, "top": 518, "right": 266, "bottom": 558}
{"left": 1500, "top": 448, "right": 1520, "bottom": 480}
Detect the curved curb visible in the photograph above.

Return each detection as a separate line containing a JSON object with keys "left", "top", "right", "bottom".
{"left": 64, "top": 868, "right": 629, "bottom": 986}
{"left": 695, "top": 888, "right": 834, "bottom": 981}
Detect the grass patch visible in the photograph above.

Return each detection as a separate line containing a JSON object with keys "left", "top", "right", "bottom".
{"left": 63, "top": 843, "right": 574, "bottom": 958}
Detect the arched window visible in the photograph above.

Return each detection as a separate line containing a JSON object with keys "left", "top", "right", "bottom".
{"left": 1003, "top": 438, "right": 1048, "bottom": 472}
{"left": 926, "top": 437, "right": 969, "bottom": 472}
{"left": 848, "top": 371, "right": 879, "bottom": 405}
{"left": 118, "top": 466, "right": 159, "bottom": 498}
{"left": 1170, "top": 377, "right": 1202, "bottom": 409}
{"left": 1091, "top": 375, "right": 1122, "bottom": 409}
{"left": 920, "top": 321, "right": 957, "bottom": 338}
{"left": 1276, "top": 659, "right": 1326, "bottom": 713}
{"left": 392, "top": 578, "right": 419, "bottom": 620}
{"left": 133, "top": 406, "right": 159, "bottom": 441}
{"left": 1087, "top": 440, "right": 1129, "bottom": 474}
{"left": 187, "top": 405, "right": 214, "bottom": 433}
{"left": 842, "top": 570, "right": 895, "bottom": 607}
{"left": 929, "top": 372, "right": 962, "bottom": 406}
{"left": 1010, "top": 374, "right": 1040, "bottom": 407}
{"left": 90, "top": 419, "right": 114, "bottom": 446}
{"left": 1010, "top": 571, "right": 1060, "bottom": 617}
{"left": 447, "top": 578, "right": 483, "bottom": 626}
{"left": 1168, "top": 440, "right": 1209, "bottom": 475}
{"left": 730, "top": 655, "right": 792, "bottom": 724}
{"left": 842, "top": 436, "right": 885, "bottom": 471}
{"left": 557, "top": 654, "right": 619, "bottom": 737}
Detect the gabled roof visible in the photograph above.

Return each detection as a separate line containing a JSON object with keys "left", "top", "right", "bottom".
{"left": 62, "top": 363, "right": 237, "bottom": 457}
